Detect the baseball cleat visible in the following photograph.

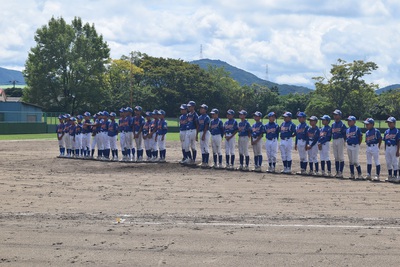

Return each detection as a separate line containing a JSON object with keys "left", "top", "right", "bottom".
{"left": 296, "top": 170, "right": 306, "bottom": 175}
{"left": 356, "top": 174, "right": 364, "bottom": 180}
{"left": 237, "top": 165, "right": 243, "bottom": 171}
{"left": 314, "top": 172, "right": 321, "bottom": 176}
{"left": 243, "top": 165, "right": 249, "bottom": 171}
{"left": 365, "top": 174, "right": 372, "bottom": 180}
{"left": 373, "top": 175, "right": 380, "bottom": 182}
{"left": 349, "top": 174, "right": 355, "bottom": 180}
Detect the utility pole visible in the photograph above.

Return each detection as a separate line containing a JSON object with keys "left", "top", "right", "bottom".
{"left": 9, "top": 80, "right": 19, "bottom": 89}
{"left": 130, "top": 51, "right": 133, "bottom": 107}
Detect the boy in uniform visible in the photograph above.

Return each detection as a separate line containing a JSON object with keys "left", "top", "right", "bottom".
{"left": 82, "top": 112, "right": 92, "bottom": 158}
{"left": 318, "top": 115, "right": 332, "bottom": 177}
{"left": 179, "top": 104, "right": 188, "bottom": 163}
{"left": 265, "top": 112, "right": 279, "bottom": 173}
{"left": 183, "top": 101, "right": 198, "bottom": 164}
{"left": 108, "top": 112, "right": 119, "bottom": 161}
{"left": 56, "top": 115, "right": 65, "bottom": 157}
{"left": 279, "top": 112, "right": 296, "bottom": 174}
{"left": 198, "top": 104, "right": 211, "bottom": 167}
{"left": 118, "top": 108, "right": 127, "bottom": 161}
{"left": 363, "top": 118, "right": 382, "bottom": 181}
{"left": 143, "top": 111, "right": 153, "bottom": 161}
{"left": 295, "top": 112, "right": 309, "bottom": 175}
{"left": 306, "top": 116, "right": 320, "bottom": 175}
{"left": 383, "top": 117, "right": 400, "bottom": 182}
{"left": 157, "top": 110, "right": 168, "bottom": 162}
{"left": 149, "top": 110, "right": 160, "bottom": 161}
{"left": 75, "top": 115, "right": 84, "bottom": 158}
{"left": 224, "top": 109, "right": 238, "bottom": 170}
{"left": 133, "top": 106, "right": 145, "bottom": 161}
{"left": 345, "top": 116, "right": 363, "bottom": 179}
{"left": 331, "top": 109, "right": 347, "bottom": 178}
{"left": 64, "top": 114, "right": 72, "bottom": 157}
{"left": 251, "top": 111, "right": 265, "bottom": 172}
{"left": 237, "top": 110, "right": 251, "bottom": 171}
{"left": 210, "top": 109, "right": 224, "bottom": 169}
{"left": 68, "top": 117, "right": 77, "bottom": 157}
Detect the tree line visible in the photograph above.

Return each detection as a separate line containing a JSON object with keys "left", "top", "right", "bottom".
{"left": 23, "top": 17, "right": 400, "bottom": 119}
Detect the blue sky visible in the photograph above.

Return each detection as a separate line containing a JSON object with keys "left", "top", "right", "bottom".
{"left": 1, "top": 0, "right": 399, "bottom": 88}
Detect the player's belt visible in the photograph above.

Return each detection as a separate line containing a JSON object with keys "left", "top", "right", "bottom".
{"left": 281, "top": 137, "right": 292, "bottom": 140}
{"left": 76, "top": 133, "right": 81, "bottom": 135}
{"left": 180, "top": 129, "right": 186, "bottom": 131}
{"left": 347, "top": 144, "right": 358, "bottom": 147}
{"left": 267, "top": 137, "right": 277, "bottom": 140}
{"left": 367, "top": 144, "right": 377, "bottom": 147}
{"left": 387, "top": 144, "right": 397, "bottom": 147}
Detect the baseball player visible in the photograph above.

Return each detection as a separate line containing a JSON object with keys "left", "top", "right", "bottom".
{"left": 383, "top": 117, "right": 400, "bottom": 182}
{"left": 82, "top": 112, "right": 92, "bottom": 158}
{"left": 63, "top": 114, "right": 72, "bottom": 157}
{"left": 68, "top": 117, "right": 77, "bottom": 157}
{"left": 224, "top": 109, "right": 238, "bottom": 170}
{"left": 279, "top": 112, "right": 296, "bottom": 174}
{"left": 90, "top": 113, "right": 99, "bottom": 159}
{"left": 318, "top": 115, "right": 332, "bottom": 177}
{"left": 118, "top": 108, "right": 127, "bottom": 161}
{"left": 345, "top": 116, "right": 363, "bottom": 179}
{"left": 149, "top": 109, "right": 160, "bottom": 161}
{"left": 101, "top": 111, "right": 111, "bottom": 160}
{"left": 331, "top": 109, "right": 347, "bottom": 178}
{"left": 306, "top": 116, "right": 320, "bottom": 175}
{"left": 108, "top": 112, "right": 119, "bottom": 161}
{"left": 251, "top": 111, "right": 265, "bottom": 172}
{"left": 179, "top": 104, "right": 188, "bottom": 163}
{"left": 157, "top": 110, "right": 168, "bottom": 162}
{"left": 363, "top": 118, "right": 382, "bottom": 181}
{"left": 237, "top": 110, "right": 251, "bottom": 171}
{"left": 125, "top": 107, "right": 134, "bottom": 161}
{"left": 183, "top": 101, "right": 199, "bottom": 164}
{"left": 295, "top": 112, "right": 309, "bottom": 175}
{"left": 75, "top": 115, "right": 84, "bottom": 158}
{"left": 133, "top": 106, "right": 145, "bottom": 161}
{"left": 265, "top": 112, "right": 280, "bottom": 173}
{"left": 210, "top": 108, "right": 224, "bottom": 169}
{"left": 143, "top": 111, "right": 153, "bottom": 161}
{"left": 56, "top": 115, "right": 65, "bottom": 157}
{"left": 198, "top": 104, "right": 211, "bottom": 167}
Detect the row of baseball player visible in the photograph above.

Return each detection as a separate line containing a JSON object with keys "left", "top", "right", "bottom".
{"left": 179, "top": 101, "right": 399, "bottom": 183}
{"left": 56, "top": 106, "right": 168, "bottom": 162}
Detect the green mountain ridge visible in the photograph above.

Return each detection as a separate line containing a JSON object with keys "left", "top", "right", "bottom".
{"left": 0, "top": 67, "right": 26, "bottom": 86}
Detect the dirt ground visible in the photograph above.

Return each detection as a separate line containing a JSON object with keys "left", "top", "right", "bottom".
{"left": 1, "top": 139, "right": 400, "bottom": 266}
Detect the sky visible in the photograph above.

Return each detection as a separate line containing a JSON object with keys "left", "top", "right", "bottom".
{"left": 1, "top": 0, "right": 400, "bottom": 88}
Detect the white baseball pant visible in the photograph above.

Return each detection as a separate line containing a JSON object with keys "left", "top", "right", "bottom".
{"left": 64, "top": 133, "right": 72, "bottom": 150}
{"left": 307, "top": 144, "right": 318, "bottom": 164}
{"left": 119, "top": 132, "right": 126, "bottom": 151}
{"left": 238, "top": 136, "right": 249, "bottom": 156}
{"left": 102, "top": 132, "right": 110, "bottom": 150}
{"left": 58, "top": 134, "right": 65, "bottom": 148}
{"left": 385, "top": 145, "right": 398, "bottom": 170}
{"left": 143, "top": 135, "right": 151, "bottom": 151}
{"left": 332, "top": 138, "right": 345, "bottom": 162}
{"left": 199, "top": 131, "right": 211, "bottom": 154}
{"left": 225, "top": 134, "right": 235, "bottom": 155}
{"left": 212, "top": 135, "right": 222, "bottom": 155}
{"left": 134, "top": 132, "right": 143, "bottom": 150}
{"left": 252, "top": 140, "right": 263, "bottom": 156}
{"left": 69, "top": 135, "right": 75, "bottom": 150}
{"left": 158, "top": 135, "right": 166, "bottom": 150}
{"left": 319, "top": 142, "right": 330, "bottom": 161}
{"left": 74, "top": 134, "right": 82, "bottom": 150}
{"left": 124, "top": 132, "right": 133, "bottom": 150}
{"left": 297, "top": 139, "right": 307, "bottom": 162}
{"left": 180, "top": 131, "right": 186, "bottom": 150}
{"left": 91, "top": 135, "right": 97, "bottom": 150}
{"left": 280, "top": 138, "right": 293, "bottom": 161}
{"left": 347, "top": 144, "right": 360, "bottom": 166}
{"left": 366, "top": 144, "right": 380, "bottom": 166}
{"left": 151, "top": 135, "right": 158, "bottom": 152}
{"left": 265, "top": 139, "right": 278, "bottom": 163}
{"left": 109, "top": 135, "right": 118, "bottom": 150}
{"left": 185, "top": 129, "right": 197, "bottom": 152}
{"left": 82, "top": 133, "right": 91, "bottom": 150}
{"left": 96, "top": 133, "right": 104, "bottom": 150}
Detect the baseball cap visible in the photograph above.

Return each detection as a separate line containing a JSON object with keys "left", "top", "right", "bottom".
{"left": 83, "top": 111, "right": 91, "bottom": 117}
{"left": 180, "top": 104, "right": 187, "bottom": 110}
{"left": 345, "top": 115, "right": 357, "bottom": 121}
{"left": 76, "top": 115, "right": 83, "bottom": 120}
{"left": 200, "top": 104, "right": 208, "bottom": 110}
{"left": 110, "top": 112, "right": 116, "bottom": 117}
{"left": 134, "top": 106, "right": 142, "bottom": 111}
{"left": 126, "top": 107, "right": 133, "bottom": 113}
{"left": 283, "top": 112, "right": 292, "bottom": 118}
{"left": 103, "top": 111, "right": 110, "bottom": 117}
{"left": 363, "top": 118, "right": 375, "bottom": 124}
{"left": 187, "top": 101, "right": 196, "bottom": 107}
{"left": 119, "top": 108, "right": 125, "bottom": 113}
{"left": 320, "top": 115, "right": 331, "bottom": 121}
{"left": 98, "top": 111, "right": 104, "bottom": 116}
{"left": 152, "top": 109, "right": 158, "bottom": 115}
{"left": 70, "top": 117, "right": 76, "bottom": 121}
{"left": 297, "top": 112, "right": 306, "bottom": 118}
{"left": 308, "top": 115, "right": 318, "bottom": 121}
{"left": 386, "top": 116, "right": 396, "bottom": 123}
{"left": 253, "top": 111, "right": 262, "bottom": 117}
{"left": 333, "top": 109, "right": 342, "bottom": 116}
{"left": 227, "top": 109, "right": 235, "bottom": 115}
{"left": 210, "top": 108, "right": 219, "bottom": 114}
{"left": 267, "top": 112, "right": 276, "bottom": 117}
{"left": 58, "top": 115, "right": 64, "bottom": 120}
{"left": 239, "top": 110, "right": 247, "bottom": 115}
{"left": 158, "top": 109, "right": 166, "bottom": 115}
{"left": 145, "top": 111, "right": 152, "bottom": 117}
{"left": 64, "top": 114, "right": 71, "bottom": 118}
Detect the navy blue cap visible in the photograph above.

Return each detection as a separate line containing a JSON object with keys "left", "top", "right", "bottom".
{"left": 64, "top": 114, "right": 71, "bottom": 118}
{"left": 180, "top": 104, "right": 187, "bottom": 110}
{"left": 333, "top": 109, "right": 342, "bottom": 116}
{"left": 239, "top": 110, "right": 247, "bottom": 115}
{"left": 267, "top": 112, "right": 276, "bottom": 117}
{"left": 126, "top": 107, "right": 133, "bottom": 113}
{"left": 320, "top": 115, "right": 331, "bottom": 121}
{"left": 386, "top": 117, "right": 396, "bottom": 123}
{"left": 227, "top": 109, "right": 235, "bottom": 115}
{"left": 103, "top": 111, "right": 109, "bottom": 117}
{"left": 58, "top": 115, "right": 64, "bottom": 119}
{"left": 110, "top": 112, "right": 116, "bottom": 117}
{"left": 158, "top": 109, "right": 166, "bottom": 115}
{"left": 145, "top": 111, "right": 152, "bottom": 117}
{"left": 119, "top": 108, "right": 125, "bottom": 113}
{"left": 187, "top": 101, "right": 196, "bottom": 107}
{"left": 297, "top": 112, "right": 306, "bottom": 118}
{"left": 363, "top": 118, "right": 374, "bottom": 124}
{"left": 283, "top": 112, "right": 292, "bottom": 118}
{"left": 345, "top": 115, "right": 357, "bottom": 121}
{"left": 70, "top": 117, "right": 76, "bottom": 121}
{"left": 83, "top": 111, "right": 91, "bottom": 117}
{"left": 200, "top": 104, "right": 208, "bottom": 110}
{"left": 308, "top": 115, "right": 318, "bottom": 121}
{"left": 135, "top": 106, "right": 142, "bottom": 111}
{"left": 76, "top": 115, "right": 83, "bottom": 120}
{"left": 152, "top": 109, "right": 158, "bottom": 115}
{"left": 210, "top": 108, "right": 219, "bottom": 114}
{"left": 253, "top": 111, "right": 262, "bottom": 117}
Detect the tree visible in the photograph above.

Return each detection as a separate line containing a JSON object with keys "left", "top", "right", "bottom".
{"left": 24, "top": 17, "right": 110, "bottom": 113}
{"left": 309, "top": 59, "right": 378, "bottom": 118}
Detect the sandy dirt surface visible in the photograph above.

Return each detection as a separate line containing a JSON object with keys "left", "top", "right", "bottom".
{"left": 1, "top": 139, "right": 400, "bottom": 266}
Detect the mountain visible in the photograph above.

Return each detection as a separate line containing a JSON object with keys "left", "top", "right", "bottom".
{"left": 191, "top": 59, "right": 313, "bottom": 95}
{"left": 376, "top": 84, "right": 400, "bottom": 95}
{"left": 0, "top": 67, "right": 26, "bottom": 86}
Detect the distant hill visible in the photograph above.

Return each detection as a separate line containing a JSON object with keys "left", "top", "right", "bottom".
{"left": 0, "top": 67, "right": 26, "bottom": 86}
{"left": 376, "top": 84, "right": 400, "bottom": 95}
{"left": 191, "top": 59, "right": 313, "bottom": 95}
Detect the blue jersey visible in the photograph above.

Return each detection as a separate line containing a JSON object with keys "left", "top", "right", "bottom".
{"left": 179, "top": 114, "right": 188, "bottom": 131}
{"left": 82, "top": 119, "right": 92, "bottom": 134}
{"left": 264, "top": 122, "right": 279, "bottom": 140}
{"left": 198, "top": 114, "right": 210, "bottom": 132}
{"left": 186, "top": 112, "right": 198, "bottom": 130}
{"left": 126, "top": 116, "right": 134, "bottom": 132}
{"left": 143, "top": 119, "right": 152, "bottom": 136}
{"left": 346, "top": 125, "right": 362, "bottom": 145}
{"left": 56, "top": 123, "right": 65, "bottom": 134}
{"left": 280, "top": 121, "right": 296, "bottom": 139}
{"left": 75, "top": 123, "right": 83, "bottom": 135}
{"left": 307, "top": 126, "right": 320, "bottom": 147}
{"left": 64, "top": 122, "right": 71, "bottom": 134}
{"left": 151, "top": 119, "right": 159, "bottom": 134}
{"left": 210, "top": 118, "right": 224, "bottom": 136}
{"left": 318, "top": 125, "right": 332, "bottom": 145}
{"left": 331, "top": 120, "right": 347, "bottom": 139}
{"left": 365, "top": 128, "right": 381, "bottom": 146}
{"left": 108, "top": 121, "right": 119, "bottom": 137}
{"left": 238, "top": 120, "right": 251, "bottom": 137}
{"left": 384, "top": 128, "right": 400, "bottom": 146}
{"left": 68, "top": 124, "right": 76, "bottom": 136}
{"left": 100, "top": 119, "right": 109, "bottom": 132}
{"left": 92, "top": 119, "right": 101, "bottom": 134}
{"left": 251, "top": 121, "right": 265, "bottom": 139}
{"left": 157, "top": 119, "right": 168, "bottom": 135}
{"left": 133, "top": 116, "right": 145, "bottom": 132}
{"left": 224, "top": 119, "right": 238, "bottom": 135}
{"left": 295, "top": 122, "right": 309, "bottom": 144}
{"left": 118, "top": 117, "right": 126, "bottom": 132}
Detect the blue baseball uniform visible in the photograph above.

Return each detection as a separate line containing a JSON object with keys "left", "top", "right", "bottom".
{"left": 346, "top": 125, "right": 362, "bottom": 175}
{"left": 384, "top": 128, "right": 400, "bottom": 177}
{"left": 265, "top": 122, "right": 280, "bottom": 169}
{"left": 279, "top": 121, "right": 296, "bottom": 170}
{"left": 307, "top": 126, "right": 320, "bottom": 169}
{"left": 365, "top": 127, "right": 382, "bottom": 177}
{"left": 318, "top": 125, "right": 332, "bottom": 173}
{"left": 332, "top": 120, "right": 347, "bottom": 174}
